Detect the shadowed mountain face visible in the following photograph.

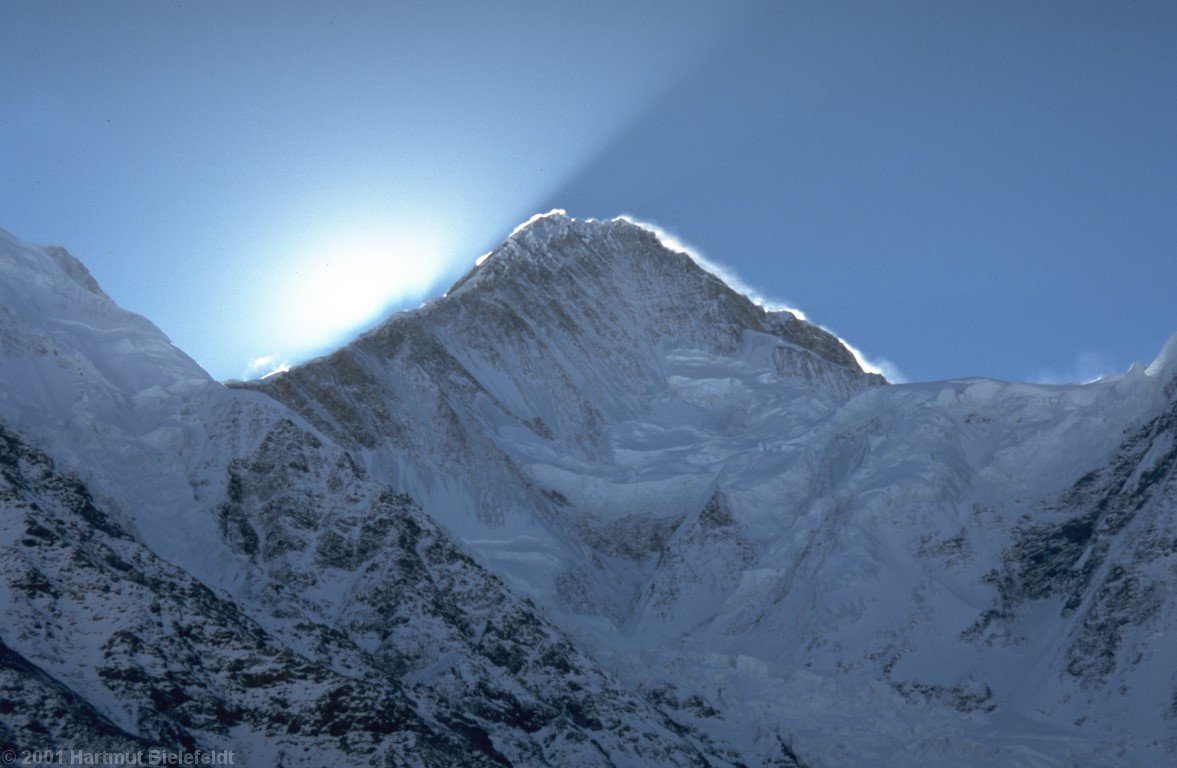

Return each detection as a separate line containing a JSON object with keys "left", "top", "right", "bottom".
{"left": 2, "top": 215, "right": 1176, "bottom": 767}
{"left": 252, "top": 214, "right": 883, "bottom": 611}
{"left": 256, "top": 215, "right": 877, "bottom": 476}
{"left": 253, "top": 213, "right": 1177, "bottom": 765}
{"left": 0, "top": 223, "right": 791, "bottom": 768}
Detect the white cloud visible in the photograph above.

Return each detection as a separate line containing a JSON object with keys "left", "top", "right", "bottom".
{"left": 243, "top": 355, "right": 290, "bottom": 380}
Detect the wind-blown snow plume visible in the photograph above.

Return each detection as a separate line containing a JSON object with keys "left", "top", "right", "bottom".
{"left": 617, "top": 213, "right": 900, "bottom": 381}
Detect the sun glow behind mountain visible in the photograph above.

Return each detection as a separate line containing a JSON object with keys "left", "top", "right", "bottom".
{"left": 0, "top": 1, "right": 744, "bottom": 382}
{"left": 287, "top": 231, "right": 445, "bottom": 345}
{"left": 237, "top": 212, "right": 463, "bottom": 379}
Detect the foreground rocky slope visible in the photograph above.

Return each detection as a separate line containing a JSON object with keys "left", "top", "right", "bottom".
{"left": 0, "top": 424, "right": 484, "bottom": 766}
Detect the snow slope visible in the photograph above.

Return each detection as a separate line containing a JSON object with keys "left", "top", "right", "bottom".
{"left": 0, "top": 226, "right": 226, "bottom": 574}
{"left": 258, "top": 212, "right": 1177, "bottom": 766}
{"left": 0, "top": 226, "right": 762, "bottom": 766}
{"left": 3, "top": 214, "right": 1175, "bottom": 766}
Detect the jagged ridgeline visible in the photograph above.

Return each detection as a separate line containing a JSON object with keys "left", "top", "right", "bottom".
{"left": 2, "top": 217, "right": 1176, "bottom": 766}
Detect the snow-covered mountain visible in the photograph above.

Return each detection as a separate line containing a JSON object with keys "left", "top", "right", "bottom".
{"left": 0, "top": 226, "right": 775, "bottom": 767}
{"left": 2, "top": 215, "right": 1175, "bottom": 766}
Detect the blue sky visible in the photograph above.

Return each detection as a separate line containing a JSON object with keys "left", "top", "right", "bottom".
{"left": 2, "top": 1, "right": 1175, "bottom": 383}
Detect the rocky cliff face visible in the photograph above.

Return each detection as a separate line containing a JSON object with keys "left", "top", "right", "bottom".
{"left": 972, "top": 369, "right": 1177, "bottom": 750}
{"left": 0, "top": 424, "right": 481, "bottom": 767}
{"left": 2, "top": 215, "right": 1175, "bottom": 767}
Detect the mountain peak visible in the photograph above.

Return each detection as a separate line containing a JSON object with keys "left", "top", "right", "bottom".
{"left": 0, "top": 227, "right": 210, "bottom": 438}
{"left": 0, "top": 227, "right": 109, "bottom": 300}
{"left": 1146, "top": 330, "right": 1177, "bottom": 389}
{"left": 455, "top": 210, "right": 652, "bottom": 292}
{"left": 446, "top": 211, "right": 871, "bottom": 375}
{"left": 506, "top": 207, "right": 576, "bottom": 240}
{"left": 505, "top": 208, "right": 655, "bottom": 242}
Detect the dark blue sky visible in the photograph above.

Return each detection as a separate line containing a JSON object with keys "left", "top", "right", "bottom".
{"left": 3, "top": 1, "right": 1175, "bottom": 382}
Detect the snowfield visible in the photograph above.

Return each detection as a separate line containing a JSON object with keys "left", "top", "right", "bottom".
{"left": 2, "top": 216, "right": 1175, "bottom": 766}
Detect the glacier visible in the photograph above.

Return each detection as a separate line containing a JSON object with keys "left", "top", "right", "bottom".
{"left": 2, "top": 215, "right": 1176, "bottom": 766}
